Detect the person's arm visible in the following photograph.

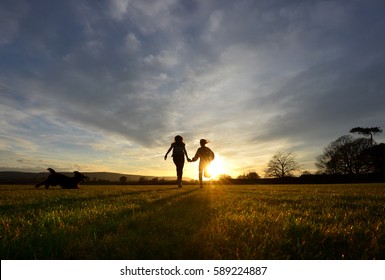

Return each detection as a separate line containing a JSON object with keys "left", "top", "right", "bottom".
{"left": 183, "top": 146, "right": 191, "bottom": 162}
{"left": 164, "top": 145, "right": 173, "bottom": 160}
{"left": 191, "top": 148, "right": 200, "bottom": 162}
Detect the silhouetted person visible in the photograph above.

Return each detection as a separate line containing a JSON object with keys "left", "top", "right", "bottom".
{"left": 191, "top": 139, "right": 215, "bottom": 188}
{"left": 164, "top": 135, "right": 191, "bottom": 188}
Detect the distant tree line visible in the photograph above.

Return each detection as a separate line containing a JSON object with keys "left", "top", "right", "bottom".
{"left": 228, "top": 126, "right": 385, "bottom": 183}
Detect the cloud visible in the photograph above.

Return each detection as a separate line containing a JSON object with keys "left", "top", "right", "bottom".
{"left": 0, "top": 0, "right": 29, "bottom": 45}
{"left": 125, "top": 32, "right": 141, "bottom": 53}
{"left": 1, "top": 0, "right": 385, "bottom": 176}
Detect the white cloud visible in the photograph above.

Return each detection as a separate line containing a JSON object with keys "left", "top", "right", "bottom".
{"left": 209, "top": 9, "right": 224, "bottom": 33}
{"left": 109, "top": 0, "right": 130, "bottom": 21}
{"left": 143, "top": 50, "right": 180, "bottom": 68}
{"left": 125, "top": 32, "right": 141, "bottom": 52}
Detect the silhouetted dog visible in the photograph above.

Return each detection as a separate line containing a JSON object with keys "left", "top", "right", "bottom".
{"left": 35, "top": 168, "right": 88, "bottom": 189}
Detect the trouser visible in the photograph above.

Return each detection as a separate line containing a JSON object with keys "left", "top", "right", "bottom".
{"left": 173, "top": 155, "right": 185, "bottom": 181}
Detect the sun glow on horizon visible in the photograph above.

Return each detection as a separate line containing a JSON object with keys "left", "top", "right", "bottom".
{"left": 206, "top": 154, "right": 227, "bottom": 180}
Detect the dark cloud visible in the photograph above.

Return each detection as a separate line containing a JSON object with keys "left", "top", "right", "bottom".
{"left": 1, "top": 0, "right": 385, "bottom": 175}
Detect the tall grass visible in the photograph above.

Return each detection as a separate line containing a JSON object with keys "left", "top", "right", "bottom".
{"left": 1, "top": 184, "right": 384, "bottom": 259}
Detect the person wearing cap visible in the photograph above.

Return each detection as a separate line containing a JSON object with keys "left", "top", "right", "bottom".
{"left": 164, "top": 135, "right": 191, "bottom": 188}
{"left": 191, "top": 139, "right": 215, "bottom": 188}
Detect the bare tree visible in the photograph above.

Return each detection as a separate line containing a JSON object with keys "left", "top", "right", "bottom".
{"left": 264, "top": 152, "right": 301, "bottom": 178}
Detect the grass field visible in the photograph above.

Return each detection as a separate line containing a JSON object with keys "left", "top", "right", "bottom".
{"left": 1, "top": 183, "right": 385, "bottom": 260}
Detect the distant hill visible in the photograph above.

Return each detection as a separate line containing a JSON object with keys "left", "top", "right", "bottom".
{"left": 85, "top": 172, "right": 178, "bottom": 183}
{"left": 0, "top": 171, "right": 47, "bottom": 184}
{"left": 0, "top": 171, "right": 182, "bottom": 184}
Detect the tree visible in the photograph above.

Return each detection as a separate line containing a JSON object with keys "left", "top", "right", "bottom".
{"left": 218, "top": 174, "right": 232, "bottom": 182}
{"left": 139, "top": 176, "right": 147, "bottom": 182}
{"left": 247, "top": 171, "right": 260, "bottom": 180}
{"left": 361, "top": 143, "right": 385, "bottom": 174}
{"left": 119, "top": 176, "right": 127, "bottom": 184}
{"left": 316, "top": 135, "right": 353, "bottom": 174}
{"left": 316, "top": 135, "right": 373, "bottom": 175}
{"left": 349, "top": 127, "right": 382, "bottom": 143}
{"left": 350, "top": 138, "right": 373, "bottom": 174}
{"left": 264, "top": 152, "right": 301, "bottom": 178}
{"left": 238, "top": 171, "right": 260, "bottom": 180}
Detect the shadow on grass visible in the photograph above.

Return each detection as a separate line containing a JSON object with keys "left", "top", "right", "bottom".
{"left": 76, "top": 188, "right": 210, "bottom": 259}
{"left": 0, "top": 185, "right": 182, "bottom": 213}
{"left": 3, "top": 184, "right": 385, "bottom": 260}
{"left": 1, "top": 187, "right": 212, "bottom": 259}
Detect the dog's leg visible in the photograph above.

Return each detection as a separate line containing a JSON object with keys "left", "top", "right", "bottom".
{"left": 35, "top": 180, "right": 46, "bottom": 188}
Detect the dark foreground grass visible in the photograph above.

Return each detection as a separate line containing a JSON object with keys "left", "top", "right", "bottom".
{"left": 1, "top": 183, "right": 385, "bottom": 259}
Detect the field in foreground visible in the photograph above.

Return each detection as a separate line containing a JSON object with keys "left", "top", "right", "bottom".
{"left": 1, "top": 183, "right": 385, "bottom": 260}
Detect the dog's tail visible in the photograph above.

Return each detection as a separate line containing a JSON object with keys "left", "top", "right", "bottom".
{"left": 47, "top": 168, "right": 56, "bottom": 174}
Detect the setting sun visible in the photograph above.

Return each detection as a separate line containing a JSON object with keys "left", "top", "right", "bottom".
{"left": 206, "top": 154, "right": 226, "bottom": 179}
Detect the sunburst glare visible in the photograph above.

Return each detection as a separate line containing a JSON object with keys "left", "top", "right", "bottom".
{"left": 206, "top": 154, "right": 227, "bottom": 180}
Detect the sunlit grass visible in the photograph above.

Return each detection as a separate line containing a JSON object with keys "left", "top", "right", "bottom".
{"left": 1, "top": 184, "right": 385, "bottom": 259}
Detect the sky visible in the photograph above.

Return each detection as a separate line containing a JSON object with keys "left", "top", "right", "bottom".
{"left": 1, "top": 0, "right": 385, "bottom": 179}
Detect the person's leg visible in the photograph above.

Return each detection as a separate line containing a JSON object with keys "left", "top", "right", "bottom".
{"left": 198, "top": 164, "right": 203, "bottom": 188}
{"left": 173, "top": 156, "right": 184, "bottom": 187}
{"left": 203, "top": 166, "right": 211, "bottom": 178}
